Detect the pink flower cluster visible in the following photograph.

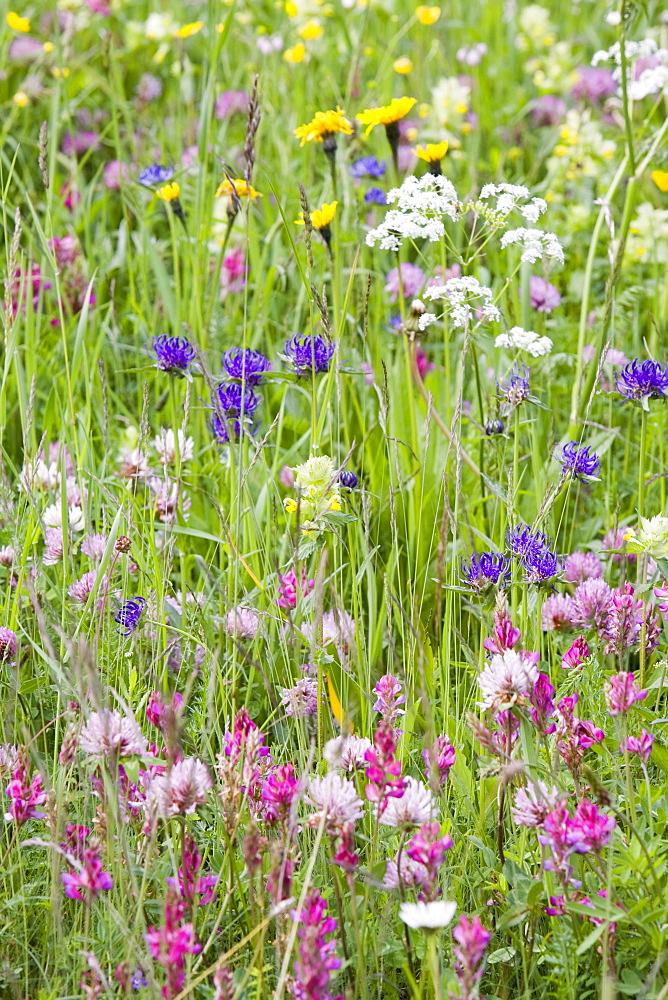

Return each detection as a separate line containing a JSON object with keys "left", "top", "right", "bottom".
{"left": 4, "top": 760, "right": 46, "bottom": 825}
{"left": 145, "top": 892, "right": 202, "bottom": 999}
{"left": 292, "top": 891, "right": 342, "bottom": 1000}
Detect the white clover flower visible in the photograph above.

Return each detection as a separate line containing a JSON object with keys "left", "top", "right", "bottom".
{"left": 500, "top": 228, "right": 564, "bottom": 265}
{"left": 153, "top": 428, "right": 195, "bottom": 465}
{"left": 477, "top": 650, "right": 540, "bottom": 711}
{"left": 306, "top": 773, "right": 365, "bottom": 831}
{"left": 21, "top": 459, "right": 60, "bottom": 491}
{"left": 425, "top": 276, "right": 500, "bottom": 329}
{"left": 399, "top": 900, "right": 457, "bottom": 931}
{"left": 495, "top": 326, "right": 553, "bottom": 357}
{"left": 381, "top": 777, "right": 437, "bottom": 828}
{"left": 43, "top": 502, "right": 85, "bottom": 533}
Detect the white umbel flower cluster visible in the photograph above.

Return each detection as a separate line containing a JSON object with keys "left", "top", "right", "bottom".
{"left": 425, "top": 276, "right": 500, "bottom": 329}
{"left": 500, "top": 228, "right": 565, "bottom": 264}
{"left": 495, "top": 326, "right": 553, "bottom": 357}
{"left": 477, "top": 183, "right": 547, "bottom": 225}
{"left": 366, "top": 175, "right": 460, "bottom": 251}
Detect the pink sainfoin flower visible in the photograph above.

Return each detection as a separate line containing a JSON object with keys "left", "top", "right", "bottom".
{"left": 261, "top": 763, "right": 300, "bottom": 825}
{"left": 384, "top": 262, "right": 425, "bottom": 303}
{"left": 146, "top": 691, "right": 184, "bottom": 732}
{"left": 538, "top": 803, "right": 576, "bottom": 881}
{"left": 621, "top": 729, "right": 654, "bottom": 761}
{"left": 292, "top": 891, "right": 342, "bottom": 1000}
{"left": 79, "top": 709, "right": 147, "bottom": 759}
{"left": 5, "top": 760, "right": 46, "bottom": 825}
{"left": 555, "top": 694, "right": 604, "bottom": 776}
{"left": 372, "top": 673, "right": 406, "bottom": 723}
{"left": 277, "top": 568, "right": 315, "bottom": 609}
{"left": 222, "top": 708, "right": 272, "bottom": 774}
{"left": 529, "top": 673, "right": 556, "bottom": 735}
{"left": 490, "top": 710, "right": 520, "bottom": 756}
{"left": 145, "top": 891, "right": 202, "bottom": 999}
{"left": 602, "top": 582, "right": 644, "bottom": 656}
{"left": 166, "top": 835, "right": 218, "bottom": 906}
{"left": 381, "top": 776, "right": 436, "bottom": 829}
{"left": 61, "top": 840, "right": 113, "bottom": 903}
{"left": 151, "top": 758, "right": 212, "bottom": 816}
{"left": 0, "top": 627, "right": 18, "bottom": 663}
{"left": 571, "top": 578, "right": 613, "bottom": 630}
{"left": 415, "top": 347, "right": 435, "bottom": 379}
{"left": 562, "top": 636, "right": 590, "bottom": 670}
{"left": 482, "top": 601, "right": 521, "bottom": 654}
{"left": 529, "top": 275, "right": 561, "bottom": 313}
{"left": 220, "top": 248, "right": 248, "bottom": 296}
{"left": 654, "top": 583, "right": 668, "bottom": 613}
{"left": 563, "top": 551, "right": 603, "bottom": 585}
{"left": 406, "top": 822, "right": 453, "bottom": 900}
{"left": 267, "top": 848, "right": 293, "bottom": 904}
{"left": 511, "top": 781, "right": 560, "bottom": 827}
{"left": 422, "top": 735, "right": 456, "bottom": 790}
{"left": 364, "top": 720, "right": 406, "bottom": 812}
{"left": 477, "top": 650, "right": 539, "bottom": 711}
{"left": 452, "top": 914, "right": 491, "bottom": 1000}
{"left": 541, "top": 594, "right": 576, "bottom": 631}
{"left": 604, "top": 672, "right": 647, "bottom": 716}
{"left": 566, "top": 799, "right": 616, "bottom": 854}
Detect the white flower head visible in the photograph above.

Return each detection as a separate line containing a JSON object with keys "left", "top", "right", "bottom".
{"left": 153, "top": 428, "right": 195, "bottom": 465}
{"left": 425, "top": 276, "right": 500, "bottom": 329}
{"left": 477, "top": 650, "right": 540, "bottom": 711}
{"left": 323, "top": 734, "right": 372, "bottom": 772}
{"left": 306, "top": 772, "right": 365, "bottom": 831}
{"left": 381, "top": 776, "right": 437, "bottom": 828}
{"left": 399, "top": 900, "right": 457, "bottom": 931}
{"left": 43, "top": 502, "right": 85, "bottom": 533}
{"left": 500, "top": 228, "right": 564, "bottom": 265}
{"left": 476, "top": 184, "right": 547, "bottom": 226}
{"left": 495, "top": 326, "right": 553, "bottom": 357}
{"left": 366, "top": 175, "right": 460, "bottom": 251}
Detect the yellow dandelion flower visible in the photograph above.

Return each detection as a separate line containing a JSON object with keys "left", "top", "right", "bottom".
{"left": 284, "top": 43, "right": 305, "bottom": 63}
{"left": 299, "top": 20, "right": 323, "bottom": 39}
{"left": 216, "top": 178, "right": 262, "bottom": 200}
{"left": 416, "top": 5, "right": 441, "bottom": 25}
{"left": 7, "top": 11, "right": 30, "bottom": 32}
{"left": 651, "top": 170, "right": 668, "bottom": 193}
{"left": 157, "top": 182, "right": 180, "bottom": 202}
{"left": 414, "top": 141, "right": 448, "bottom": 163}
{"left": 43, "top": 41, "right": 54, "bottom": 52}
{"left": 393, "top": 57, "right": 413, "bottom": 74}
{"left": 294, "top": 107, "right": 353, "bottom": 145}
{"left": 284, "top": 497, "right": 298, "bottom": 513}
{"left": 173, "top": 21, "right": 203, "bottom": 38}
{"left": 356, "top": 97, "right": 417, "bottom": 135}
{"left": 13, "top": 91, "right": 29, "bottom": 107}
{"left": 295, "top": 200, "right": 338, "bottom": 229}
{"left": 285, "top": 0, "right": 298, "bottom": 13}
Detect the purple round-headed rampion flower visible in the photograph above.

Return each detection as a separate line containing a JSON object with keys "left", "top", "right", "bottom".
{"left": 506, "top": 524, "right": 560, "bottom": 584}
{"left": 615, "top": 359, "right": 668, "bottom": 403}
{"left": 114, "top": 597, "right": 146, "bottom": 636}
{"left": 285, "top": 334, "right": 335, "bottom": 375}
{"left": 350, "top": 156, "right": 386, "bottom": 179}
{"left": 560, "top": 441, "right": 600, "bottom": 481}
{"left": 339, "top": 470, "right": 358, "bottom": 489}
{"left": 459, "top": 552, "right": 511, "bottom": 591}
{"left": 151, "top": 335, "right": 196, "bottom": 374}
{"left": 364, "top": 187, "right": 387, "bottom": 205}
{"left": 138, "top": 164, "right": 174, "bottom": 187}
{"left": 211, "top": 414, "right": 243, "bottom": 443}
{"left": 222, "top": 347, "right": 271, "bottom": 385}
{"left": 216, "top": 382, "right": 261, "bottom": 416}
{"left": 498, "top": 364, "right": 531, "bottom": 408}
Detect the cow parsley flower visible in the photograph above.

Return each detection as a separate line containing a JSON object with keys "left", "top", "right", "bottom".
{"left": 476, "top": 183, "right": 547, "bottom": 226}
{"left": 495, "top": 326, "right": 553, "bottom": 357}
{"left": 425, "top": 276, "right": 500, "bottom": 329}
{"left": 500, "top": 228, "right": 565, "bottom": 264}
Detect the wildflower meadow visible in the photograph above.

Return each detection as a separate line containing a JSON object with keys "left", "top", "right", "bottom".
{"left": 2, "top": 0, "right": 668, "bottom": 996}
